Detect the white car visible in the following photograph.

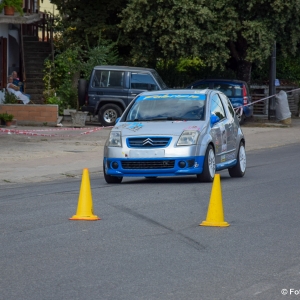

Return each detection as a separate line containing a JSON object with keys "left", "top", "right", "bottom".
{"left": 103, "top": 89, "right": 246, "bottom": 183}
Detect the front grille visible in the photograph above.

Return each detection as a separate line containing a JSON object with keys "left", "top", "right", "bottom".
{"left": 121, "top": 160, "right": 175, "bottom": 169}
{"left": 127, "top": 137, "right": 171, "bottom": 148}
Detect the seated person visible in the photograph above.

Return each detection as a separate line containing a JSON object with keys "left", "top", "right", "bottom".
{"left": 6, "top": 76, "right": 30, "bottom": 104}
{"left": 12, "top": 71, "right": 24, "bottom": 92}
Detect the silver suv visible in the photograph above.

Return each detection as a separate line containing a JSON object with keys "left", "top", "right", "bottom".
{"left": 78, "top": 65, "right": 167, "bottom": 126}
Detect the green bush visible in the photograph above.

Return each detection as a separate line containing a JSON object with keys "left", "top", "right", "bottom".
{"left": 0, "top": 112, "right": 14, "bottom": 122}
{"left": 3, "top": 91, "right": 18, "bottom": 104}
{"left": 43, "top": 35, "right": 119, "bottom": 112}
{"left": 45, "top": 94, "right": 65, "bottom": 116}
{"left": 43, "top": 47, "right": 80, "bottom": 112}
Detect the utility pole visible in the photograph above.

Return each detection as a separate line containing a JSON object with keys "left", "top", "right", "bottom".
{"left": 268, "top": 42, "right": 276, "bottom": 120}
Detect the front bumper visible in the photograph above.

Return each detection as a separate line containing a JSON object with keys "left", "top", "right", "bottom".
{"left": 103, "top": 156, "right": 205, "bottom": 177}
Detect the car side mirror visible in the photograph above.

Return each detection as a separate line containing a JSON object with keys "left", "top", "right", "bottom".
{"left": 115, "top": 117, "right": 120, "bottom": 124}
{"left": 210, "top": 114, "right": 220, "bottom": 126}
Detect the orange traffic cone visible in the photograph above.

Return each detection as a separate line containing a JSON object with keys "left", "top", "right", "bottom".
{"left": 200, "top": 174, "right": 229, "bottom": 227}
{"left": 69, "top": 168, "right": 100, "bottom": 221}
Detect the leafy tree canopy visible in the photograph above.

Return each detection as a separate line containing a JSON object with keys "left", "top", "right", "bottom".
{"left": 49, "top": 0, "right": 125, "bottom": 48}
{"left": 120, "top": 0, "right": 300, "bottom": 83}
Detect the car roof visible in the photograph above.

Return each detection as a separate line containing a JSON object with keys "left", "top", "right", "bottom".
{"left": 93, "top": 65, "right": 156, "bottom": 72}
{"left": 189, "top": 78, "right": 247, "bottom": 85}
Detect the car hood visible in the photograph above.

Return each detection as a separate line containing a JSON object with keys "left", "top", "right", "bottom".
{"left": 113, "top": 121, "right": 206, "bottom": 136}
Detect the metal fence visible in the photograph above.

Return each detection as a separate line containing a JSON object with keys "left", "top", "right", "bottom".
{"left": 250, "top": 85, "right": 299, "bottom": 116}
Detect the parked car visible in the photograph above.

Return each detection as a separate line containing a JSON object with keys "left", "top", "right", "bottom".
{"left": 186, "top": 79, "right": 253, "bottom": 124}
{"left": 103, "top": 89, "right": 246, "bottom": 183}
{"left": 78, "top": 65, "right": 168, "bottom": 126}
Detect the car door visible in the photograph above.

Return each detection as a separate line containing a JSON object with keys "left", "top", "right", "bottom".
{"left": 218, "top": 93, "right": 238, "bottom": 157}
{"left": 128, "top": 72, "right": 160, "bottom": 103}
{"left": 89, "top": 70, "right": 129, "bottom": 108}
{"left": 210, "top": 93, "right": 234, "bottom": 165}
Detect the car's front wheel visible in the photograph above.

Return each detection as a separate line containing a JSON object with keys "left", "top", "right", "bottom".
{"left": 98, "top": 104, "right": 123, "bottom": 126}
{"left": 103, "top": 164, "right": 123, "bottom": 184}
{"left": 196, "top": 144, "right": 215, "bottom": 182}
{"left": 228, "top": 142, "right": 246, "bottom": 177}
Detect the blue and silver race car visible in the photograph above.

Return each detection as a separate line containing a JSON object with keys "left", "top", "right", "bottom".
{"left": 103, "top": 89, "right": 246, "bottom": 183}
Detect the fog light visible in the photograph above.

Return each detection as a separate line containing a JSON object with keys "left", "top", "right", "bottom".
{"left": 187, "top": 159, "right": 195, "bottom": 167}
{"left": 178, "top": 161, "right": 186, "bottom": 168}
{"left": 112, "top": 162, "right": 119, "bottom": 169}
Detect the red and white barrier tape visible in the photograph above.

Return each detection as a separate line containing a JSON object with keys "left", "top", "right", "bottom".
{"left": 4, "top": 127, "right": 100, "bottom": 132}
{"left": 234, "top": 87, "right": 300, "bottom": 111}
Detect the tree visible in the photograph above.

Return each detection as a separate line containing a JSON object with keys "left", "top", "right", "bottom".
{"left": 120, "top": 0, "right": 300, "bottom": 83}
{"left": 50, "top": 0, "right": 126, "bottom": 49}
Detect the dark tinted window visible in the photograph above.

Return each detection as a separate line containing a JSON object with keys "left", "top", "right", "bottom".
{"left": 92, "top": 70, "right": 124, "bottom": 88}
{"left": 130, "top": 73, "right": 158, "bottom": 90}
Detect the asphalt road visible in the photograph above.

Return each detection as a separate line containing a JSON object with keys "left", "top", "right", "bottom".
{"left": 1, "top": 118, "right": 300, "bottom": 185}
{"left": 1, "top": 141, "right": 300, "bottom": 299}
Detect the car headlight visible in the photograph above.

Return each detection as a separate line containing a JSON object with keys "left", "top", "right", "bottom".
{"left": 107, "top": 131, "right": 122, "bottom": 147}
{"left": 177, "top": 130, "right": 199, "bottom": 146}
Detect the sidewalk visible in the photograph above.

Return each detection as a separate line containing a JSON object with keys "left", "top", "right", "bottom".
{"left": 1, "top": 117, "right": 300, "bottom": 185}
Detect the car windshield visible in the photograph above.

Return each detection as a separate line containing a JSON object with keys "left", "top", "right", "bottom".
{"left": 125, "top": 94, "right": 206, "bottom": 121}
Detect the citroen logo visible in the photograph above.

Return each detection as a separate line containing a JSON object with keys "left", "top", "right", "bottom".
{"left": 143, "top": 138, "right": 154, "bottom": 146}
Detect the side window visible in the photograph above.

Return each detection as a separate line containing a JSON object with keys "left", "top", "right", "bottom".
{"left": 92, "top": 70, "right": 106, "bottom": 87}
{"left": 210, "top": 94, "right": 226, "bottom": 121}
{"left": 130, "top": 73, "right": 158, "bottom": 90}
{"left": 219, "top": 93, "right": 235, "bottom": 118}
{"left": 92, "top": 71, "right": 124, "bottom": 88}
{"left": 109, "top": 71, "right": 124, "bottom": 88}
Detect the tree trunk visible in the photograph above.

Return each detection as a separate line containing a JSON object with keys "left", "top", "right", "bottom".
{"left": 72, "top": 71, "right": 80, "bottom": 110}
{"left": 236, "top": 61, "right": 252, "bottom": 85}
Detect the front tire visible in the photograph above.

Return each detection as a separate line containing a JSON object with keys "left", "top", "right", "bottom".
{"left": 98, "top": 104, "right": 123, "bottom": 126}
{"left": 228, "top": 142, "right": 246, "bottom": 177}
{"left": 197, "top": 145, "right": 215, "bottom": 182}
{"left": 103, "top": 164, "right": 123, "bottom": 184}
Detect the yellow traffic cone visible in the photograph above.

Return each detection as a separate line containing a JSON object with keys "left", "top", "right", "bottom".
{"left": 200, "top": 174, "right": 229, "bottom": 227}
{"left": 69, "top": 168, "right": 100, "bottom": 221}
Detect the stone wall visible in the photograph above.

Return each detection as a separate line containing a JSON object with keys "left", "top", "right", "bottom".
{"left": 0, "top": 104, "right": 58, "bottom": 126}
